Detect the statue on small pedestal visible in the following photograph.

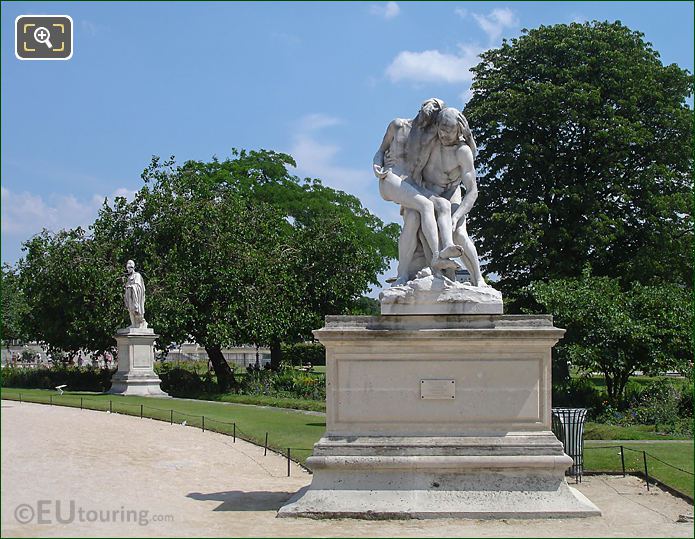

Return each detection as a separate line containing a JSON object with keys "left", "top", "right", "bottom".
{"left": 109, "top": 259, "right": 168, "bottom": 397}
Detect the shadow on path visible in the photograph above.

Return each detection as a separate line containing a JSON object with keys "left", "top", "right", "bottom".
{"left": 187, "top": 490, "right": 295, "bottom": 511}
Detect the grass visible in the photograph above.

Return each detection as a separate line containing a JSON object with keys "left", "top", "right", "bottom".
{"left": 583, "top": 374, "right": 679, "bottom": 389}
{"left": 585, "top": 422, "right": 692, "bottom": 440}
{"left": 1, "top": 387, "right": 324, "bottom": 465}
{"left": 584, "top": 440, "right": 694, "bottom": 499}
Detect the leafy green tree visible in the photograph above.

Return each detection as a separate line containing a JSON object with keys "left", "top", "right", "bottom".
{"left": 465, "top": 21, "right": 693, "bottom": 301}
{"left": 1, "top": 264, "right": 28, "bottom": 349}
{"left": 93, "top": 150, "right": 396, "bottom": 389}
{"left": 349, "top": 296, "right": 381, "bottom": 316}
{"left": 18, "top": 229, "right": 123, "bottom": 358}
{"left": 530, "top": 269, "right": 693, "bottom": 403}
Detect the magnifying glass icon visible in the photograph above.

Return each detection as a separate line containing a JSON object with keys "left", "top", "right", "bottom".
{"left": 34, "top": 26, "right": 53, "bottom": 49}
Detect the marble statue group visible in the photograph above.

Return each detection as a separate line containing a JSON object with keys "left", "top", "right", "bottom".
{"left": 373, "top": 98, "right": 486, "bottom": 287}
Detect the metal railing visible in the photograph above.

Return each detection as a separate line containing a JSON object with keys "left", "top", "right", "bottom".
{"left": 2, "top": 390, "right": 313, "bottom": 477}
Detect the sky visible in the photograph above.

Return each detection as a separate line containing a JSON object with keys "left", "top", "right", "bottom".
{"left": 2, "top": 1, "right": 694, "bottom": 294}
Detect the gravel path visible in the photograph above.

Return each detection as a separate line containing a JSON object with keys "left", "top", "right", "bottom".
{"left": 2, "top": 400, "right": 692, "bottom": 537}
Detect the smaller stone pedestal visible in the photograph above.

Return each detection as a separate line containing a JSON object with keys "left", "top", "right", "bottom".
{"left": 108, "top": 327, "right": 169, "bottom": 397}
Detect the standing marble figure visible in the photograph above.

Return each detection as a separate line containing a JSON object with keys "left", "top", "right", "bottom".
{"left": 124, "top": 260, "right": 147, "bottom": 328}
{"left": 109, "top": 259, "right": 168, "bottom": 397}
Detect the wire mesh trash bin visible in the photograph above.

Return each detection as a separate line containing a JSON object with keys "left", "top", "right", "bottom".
{"left": 552, "top": 407, "right": 588, "bottom": 482}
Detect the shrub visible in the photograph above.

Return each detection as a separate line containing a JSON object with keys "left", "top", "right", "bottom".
{"left": 158, "top": 365, "right": 209, "bottom": 397}
{"left": 281, "top": 342, "right": 326, "bottom": 367}
{"left": 632, "top": 379, "right": 681, "bottom": 428}
{"left": 237, "top": 367, "right": 326, "bottom": 401}
{"left": 0, "top": 366, "right": 114, "bottom": 391}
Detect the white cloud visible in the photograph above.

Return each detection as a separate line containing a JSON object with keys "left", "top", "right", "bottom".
{"left": 110, "top": 187, "right": 138, "bottom": 201}
{"left": 288, "top": 114, "right": 399, "bottom": 222}
{"left": 297, "top": 113, "right": 343, "bottom": 132}
{"left": 454, "top": 7, "right": 468, "bottom": 19}
{"left": 286, "top": 114, "right": 406, "bottom": 297}
{"left": 385, "top": 44, "right": 482, "bottom": 84}
{"left": 289, "top": 116, "right": 372, "bottom": 198}
{"left": 80, "top": 19, "right": 103, "bottom": 37}
{"left": 459, "top": 87, "right": 474, "bottom": 106}
{"left": 1, "top": 186, "right": 136, "bottom": 262}
{"left": 472, "top": 8, "right": 518, "bottom": 43}
{"left": 369, "top": 1, "right": 400, "bottom": 20}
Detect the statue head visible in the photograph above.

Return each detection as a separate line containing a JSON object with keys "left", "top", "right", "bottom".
{"left": 126, "top": 260, "right": 135, "bottom": 275}
{"left": 417, "top": 98, "right": 445, "bottom": 126}
{"left": 436, "top": 108, "right": 477, "bottom": 156}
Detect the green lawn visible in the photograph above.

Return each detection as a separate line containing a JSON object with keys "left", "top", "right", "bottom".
{"left": 585, "top": 440, "right": 694, "bottom": 498}
{"left": 585, "top": 422, "right": 692, "bottom": 440}
{"left": 1, "top": 387, "right": 324, "bottom": 464}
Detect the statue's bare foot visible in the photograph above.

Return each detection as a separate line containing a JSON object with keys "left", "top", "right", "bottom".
{"left": 439, "top": 244, "right": 464, "bottom": 259}
{"left": 432, "top": 256, "right": 460, "bottom": 271}
{"left": 476, "top": 277, "right": 490, "bottom": 288}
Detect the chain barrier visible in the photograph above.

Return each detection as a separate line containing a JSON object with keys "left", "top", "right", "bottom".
{"left": 2, "top": 390, "right": 314, "bottom": 474}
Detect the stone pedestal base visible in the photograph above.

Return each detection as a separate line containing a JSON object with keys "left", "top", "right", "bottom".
{"left": 278, "top": 315, "right": 600, "bottom": 519}
{"left": 379, "top": 271, "right": 503, "bottom": 315}
{"left": 108, "top": 327, "right": 169, "bottom": 398}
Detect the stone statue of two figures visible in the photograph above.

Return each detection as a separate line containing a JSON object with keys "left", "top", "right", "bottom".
{"left": 374, "top": 98, "right": 503, "bottom": 314}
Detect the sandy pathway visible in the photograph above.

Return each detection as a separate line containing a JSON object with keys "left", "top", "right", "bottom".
{"left": 1, "top": 400, "right": 692, "bottom": 537}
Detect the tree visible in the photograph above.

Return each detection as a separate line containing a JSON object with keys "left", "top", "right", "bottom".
{"left": 465, "top": 21, "right": 693, "bottom": 301}
{"left": 18, "top": 229, "right": 123, "bottom": 358}
{"left": 92, "top": 150, "right": 396, "bottom": 390}
{"left": 529, "top": 268, "right": 693, "bottom": 403}
{"left": 1, "top": 264, "right": 28, "bottom": 349}
{"left": 349, "top": 296, "right": 381, "bottom": 316}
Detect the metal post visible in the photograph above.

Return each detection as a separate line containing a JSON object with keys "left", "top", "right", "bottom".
{"left": 233, "top": 423, "right": 236, "bottom": 443}
{"left": 202, "top": 416, "right": 205, "bottom": 432}
{"left": 170, "top": 410, "right": 173, "bottom": 425}
{"left": 80, "top": 397, "right": 83, "bottom": 410}
{"left": 264, "top": 433, "right": 269, "bottom": 456}
{"left": 19, "top": 393, "right": 22, "bottom": 403}
{"left": 643, "top": 451, "right": 650, "bottom": 491}
{"left": 140, "top": 404, "right": 143, "bottom": 419}
{"left": 109, "top": 400, "right": 113, "bottom": 414}
{"left": 49, "top": 395, "right": 53, "bottom": 405}
{"left": 287, "top": 448, "right": 291, "bottom": 477}
{"left": 620, "top": 446, "right": 626, "bottom": 477}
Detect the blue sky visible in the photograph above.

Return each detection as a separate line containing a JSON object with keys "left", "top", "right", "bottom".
{"left": 2, "top": 1, "right": 693, "bottom": 293}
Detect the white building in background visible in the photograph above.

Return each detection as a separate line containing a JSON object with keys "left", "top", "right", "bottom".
{"left": 454, "top": 267, "right": 473, "bottom": 284}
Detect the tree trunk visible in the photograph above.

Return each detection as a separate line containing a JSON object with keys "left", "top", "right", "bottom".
{"left": 270, "top": 341, "right": 282, "bottom": 371}
{"left": 205, "top": 345, "right": 235, "bottom": 393}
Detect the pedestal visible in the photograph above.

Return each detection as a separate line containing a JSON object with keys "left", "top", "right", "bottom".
{"left": 278, "top": 315, "right": 600, "bottom": 519}
{"left": 108, "top": 327, "right": 169, "bottom": 397}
